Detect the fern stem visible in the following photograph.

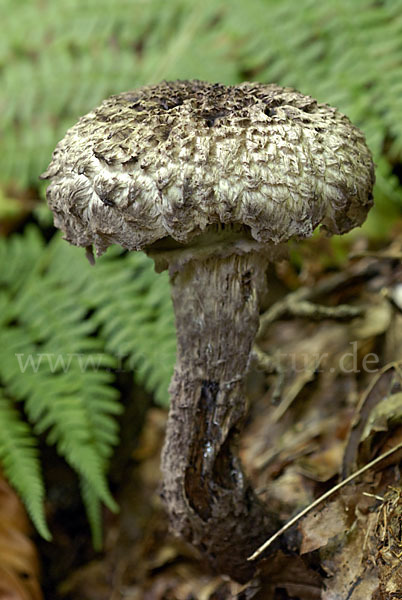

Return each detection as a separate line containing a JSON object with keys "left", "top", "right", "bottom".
{"left": 161, "top": 251, "right": 280, "bottom": 582}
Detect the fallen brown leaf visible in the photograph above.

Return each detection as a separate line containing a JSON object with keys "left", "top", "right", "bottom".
{"left": 0, "top": 475, "right": 43, "bottom": 600}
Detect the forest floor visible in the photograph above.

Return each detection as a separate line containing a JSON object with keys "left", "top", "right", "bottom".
{"left": 3, "top": 219, "right": 402, "bottom": 600}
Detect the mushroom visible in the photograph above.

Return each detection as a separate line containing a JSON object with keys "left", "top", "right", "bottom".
{"left": 41, "top": 80, "right": 375, "bottom": 582}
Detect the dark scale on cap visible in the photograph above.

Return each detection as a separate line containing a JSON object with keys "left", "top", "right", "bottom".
{"left": 41, "top": 80, "right": 375, "bottom": 256}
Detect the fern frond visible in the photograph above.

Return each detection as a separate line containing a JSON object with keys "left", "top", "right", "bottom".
{"left": 3, "top": 0, "right": 400, "bottom": 221}
{"left": 80, "top": 477, "right": 103, "bottom": 551}
{"left": 0, "top": 226, "right": 175, "bottom": 540}
{"left": 0, "top": 390, "right": 50, "bottom": 540}
{"left": 45, "top": 235, "right": 176, "bottom": 406}
{"left": 0, "top": 230, "right": 125, "bottom": 539}
{"left": 0, "top": 225, "right": 44, "bottom": 296}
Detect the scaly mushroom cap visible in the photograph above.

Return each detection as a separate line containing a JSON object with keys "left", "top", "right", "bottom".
{"left": 42, "top": 80, "right": 374, "bottom": 256}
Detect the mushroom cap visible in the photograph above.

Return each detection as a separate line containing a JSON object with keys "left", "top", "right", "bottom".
{"left": 42, "top": 80, "right": 374, "bottom": 256}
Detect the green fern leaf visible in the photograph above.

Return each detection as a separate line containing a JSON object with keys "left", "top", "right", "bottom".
{"left": 0, "top": 390, "right": 50, "bottom": 540}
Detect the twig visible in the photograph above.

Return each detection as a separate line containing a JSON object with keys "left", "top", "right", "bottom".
{"left": 257, "top": 259, "right": 384, "bottom": 340}
{"left": 251, "top": 346, "right": 286, "bottom": 404}
{"left": 247, "top": 440, "right": 402, "bottom": 561}
{"left": 258, "top": 290, "right": 363, "bottom": 339}
{"left": 251, "top": 346, "right": 278, "bottom": 374}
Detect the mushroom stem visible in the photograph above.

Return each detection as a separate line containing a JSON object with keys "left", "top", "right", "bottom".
{"left": 161, "top": 251, "right": 280, "bottom": 582}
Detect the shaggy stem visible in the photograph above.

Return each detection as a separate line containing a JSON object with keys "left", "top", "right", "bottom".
{"left": 161, "top": 252, "right": 280, "bottom": 582}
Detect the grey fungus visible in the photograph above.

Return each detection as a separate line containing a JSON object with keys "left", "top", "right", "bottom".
{"left": 42, "top": 80, "right": 375, "bottom": 583}
{"left": 41, "top": 80, "right": 374, "bottom": 259}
